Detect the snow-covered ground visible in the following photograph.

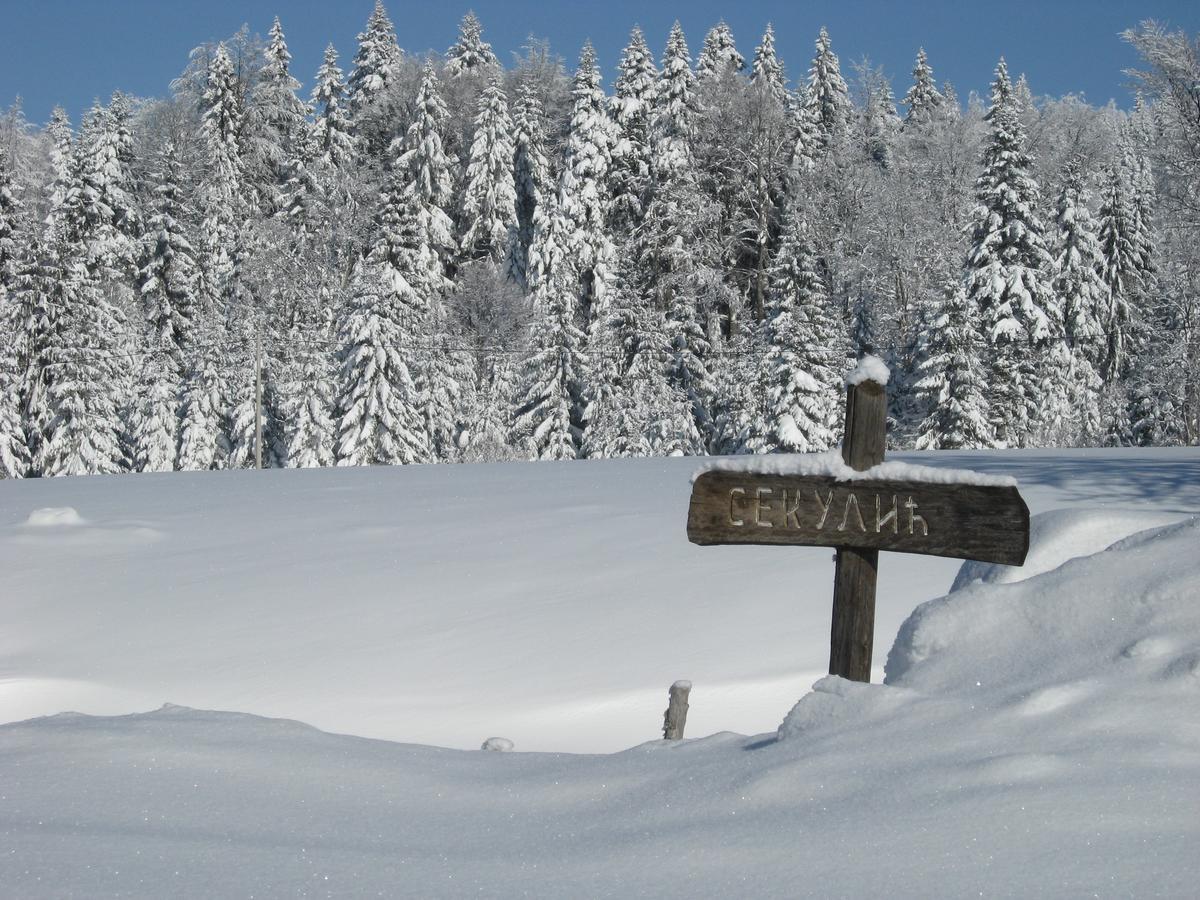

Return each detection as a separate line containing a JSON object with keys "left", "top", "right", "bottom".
{"left": 1, "top": 449, "right": 1198, "bottom": 896}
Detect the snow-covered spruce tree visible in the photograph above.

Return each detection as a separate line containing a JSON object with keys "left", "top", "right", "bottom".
{"left": 697, "top": 21, "right": 745, "bottom": 82}
{"left": 654, "top": 22, "right": 701, "bottom": 181}
{"left": 397, "top": 62, "right": 456, "bottom": 292}
{"left": 788, "top": 87, "right": 823, "bottom": 176}
{"left": 44, "top": 107, "right": 74, "bottom": 227}
{"left": 512, "top": 196, "right": 584, "bottom": 459}
{"left": 0, "top": 330, "right": 27, "bottom": 477}
{"left": 863, "top": 77, "right": 901, "bottom": 171}
{"left": 964, "top": 59, "right": 1055, "bottom": 447}
{"left": 129, "top": 336, "right": 180, "bottom": 472}
{"left": 445, "top": 11, "right": 500, "bottom": 79}
{"left": 284, "top": 303, "right": 337, "bottom": 469}
{"left": 913, "top": 280, "right": 995, "bottom": 449}
{"left": 244, "top": 16, "right": 307, "bottom": 216}
{"left": 750, "top": 24, "right": 788, "bottom": 106}
{"left": 176, "top": 329, "right": 229, "bottom": 471}
{"left": 559, "top": 43, "right": 615, "bottom": 322}
{"left": 607, "top": 27, "right": 657, "bottom": 238}
{"left": 806, "top": 27, "right": 852, "bottom": 153}
{"left": 459, "top": 78, "right": 517, "bottom": 264}
{"left": 73, "top": 100, "right": 138, "bottom": 282}
{"left": 334, "top": 260, "right": 431, "bottom": 467}
{"left": 902, "top": 48, "right": 945, "bottom": 127}
{"left": 505, "top": 82, "right": 549, "bottom": 290}
{"left": 584, "top": 260, "right": 702, "bottom": 457}
{"left": 744, "top": 209, "right": 844, "bottom": 453}
{"left": 1053, "top": 157, "right": 1107, "bottom": 359}
{"left": 347, "top": 0, "right": 401, "bottom": 159}
{"left": 308, "top": 45, "right": 357, "bottom": 171}
{"left": 37, "top": 248, "right": 127, "bottom": 477}
{"left": 1097, "top": 161, "right": 1141, "bottom": 384}
{"left": 137, "top": 142, "right": 199, "bottom": 365}
{"left": 198, "top": 43, "right": 245, "bottom": 318}
{"left": 0, "top": 144, "right": 21, "bottom": 298}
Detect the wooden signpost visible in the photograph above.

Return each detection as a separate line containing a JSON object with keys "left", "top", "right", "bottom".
{"left": 687, "top": 367, "right": 1029, "bottom": 683}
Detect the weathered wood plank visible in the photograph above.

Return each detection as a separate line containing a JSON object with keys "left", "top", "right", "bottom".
{"left": 686, "top": 471, "right": 1029, "bottom": 566}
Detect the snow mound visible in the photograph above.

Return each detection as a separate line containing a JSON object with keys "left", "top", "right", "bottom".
{"left": 886, "top": 516, "right": 1200, "bottom": 692}
{"left": 698, "top": 450, "right": 1015, "bottom": 487}
{"left": 951, "top": 506, "right": 1183, "bottom": 589}
{"left": 844, "top": 353, "right": 891, "bottom": 386}
{"left": 481, "top": 736, "right": 514, "bottom": 751}
{"left": 23, "top": 507, "right": 85, "bottom": 527}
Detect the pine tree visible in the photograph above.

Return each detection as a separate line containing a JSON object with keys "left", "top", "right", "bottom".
{"left": 176, "top": 333, "right": 228, "bottom": 471}
{"left": 244, "top": 17, "right": 307, "bottom": 216}
{"left": 964, "top": 59, "right": 1055, "bottom": 446}
{"left": 138, "top": 142, "right": 199, "bottom": 364}
{"left": 751, "top": 24, "right": 788, "bottom": 104}
{"left": 308, "top": 45, "right": 357, "bottom": 171}
{"left": 459, "top": 79, "right": 517, "bottom": 264}
{"left": 560, "top": 43, "right": 615, "bottom": 321}
{"left": 445, "top": 12, "right": 500, "bottom": 78}
{"left": 1053, "top": 157, "right": 1107, "bottom": 357}
{"left": 334, "top": 262, "right": 430, "bottom": 466}
{"left": 507, "top": 82, "right": 549, "bottom": 290}
{"left": 0, "top": 144, "right": 21, "bottom": 298}
{"left": 608, "top": 28, "right": 657, "bottom": 236}
{"left": 398, "top": 63, "right": 456, "bottom": 290}
{"left": 806, "top": 27, "right": 852, "bottom": 153}
{"left": 44, "top": 107, "right": 74, "bottom": 232}
{"left": 697, "top": 21, "right": 745, "bottom": 81}
{"left": 1097, "top": 161, "right": 1140, "bottom": 383}
{"left": 130, "top": 336, "right": 180, "bottom": 472}
{"left": 913, "top": 281, "right": 995, "bottom": 449}
{"left": 902, "top": 48, "right": 945, "bottom": 126}
{"left": 198, "top": 43, "right": 245, "bottom": 316}
{"left": 745, "top": 210, "right": 844, "bottom": 453}
{"left": 0, "top": 145, "right": 27, "bottom": 476}
{"left": 512, "top": 196, "right": 583, "bottom": 459}
{"left": 347, "top": 0, "right": 401, "bottom": 157}
{"left": 654, "top": 23, "right": 700, "bottom": 182}
{"left": 863, "top": 79, "right": 901, "bottom": 170}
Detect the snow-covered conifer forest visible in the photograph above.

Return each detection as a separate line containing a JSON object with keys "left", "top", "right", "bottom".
{"left": 1, "top": 7, "right": 1198, "bottom": 477}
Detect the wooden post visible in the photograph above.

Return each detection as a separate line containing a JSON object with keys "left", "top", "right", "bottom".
{"left": 254, "top": 330, "right": 263, "bottom": 471}
{"left": 828, "top": 378, "right": 887, "bottom": 682}
{"left": 662, "top": 680, "right": 691, "bottom": 740}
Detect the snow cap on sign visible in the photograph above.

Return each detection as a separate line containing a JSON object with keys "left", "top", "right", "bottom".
{"left": 845, "top": 354, "right": 891, "bottom": 387}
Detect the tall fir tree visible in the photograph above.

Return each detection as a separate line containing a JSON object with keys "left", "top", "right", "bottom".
{"left": 1097, "top": 160, "right": 1141, "bottom": 384}
{"left": 806, "top": 27, "right": 852, "bottom": 153}
{"left": 198, "top": 43, "right": 245, "bottom": 318}
{"left": 608, "top": 28, "right": 657, "bottom": 237}
{"left": 559, "top": 43, "right": 615, "bottom": 322}
{"left": 398, "top": 63, "right": 456, "bottom": 292}
{"left": 902, "top": 48, "right": 945, "bottom": 126}
{"left": 507, "top": 82, "right": 549, "bottom": 290}
{"left": 750, "top": 24, "right": 788, "bottom": 105}
{"left": 696, "top": 21, "right": 745, "bottom": 81}
{"left": 511, "top": 196, "right": 584, "bottom": 459}
{"left": 913, "top": 281, "right": 995, "bottom": 449}
{"left": 334, "top": 261, "right": 430, "bottom": 466}
{"left": 964, "top": 59, "right": 1055, "bottom": 446}
{"left": 745, "top": 209, "right": 844, "bottom": 453}
{"left": 244, "top": 17, "right": 307, "bottom": 216}
{"left": 138, "top": 142, "right": 199, "bottom": 364}
{"left": 445, "top": 12, "right": 500, "bottom": 79}
{"left": 308, "top": 45, "right": 357, "bottom": 171}
{"left": 459, "top": 79, "right": 517, "bottom": 264}
{"left": 347, "top": 0, "right": 402, "bottom": 158}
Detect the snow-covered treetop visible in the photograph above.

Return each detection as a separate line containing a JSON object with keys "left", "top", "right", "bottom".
{"left": 751, "top": 23, "right": 787, "bottom": 103}
{"left": 445, "top": 11, "right": 500, "bottom": 78}
{"left": 697, "top": 21, "right": 744, "bottom": 80}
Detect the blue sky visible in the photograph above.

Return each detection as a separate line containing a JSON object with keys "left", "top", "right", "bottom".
{"left": 3, "top": 1, "right": 1198, "bottom": 126}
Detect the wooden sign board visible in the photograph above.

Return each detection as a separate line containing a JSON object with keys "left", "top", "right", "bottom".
{"left": 683, "top": 365, "right": 1031, "bottom": 684}
{"left": 688, "top": 471, "right": 1029, "bottom": 566}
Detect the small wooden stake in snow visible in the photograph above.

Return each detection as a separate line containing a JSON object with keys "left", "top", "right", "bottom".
{"left": 663, "top": 680, "right": 691, "bottom": 740}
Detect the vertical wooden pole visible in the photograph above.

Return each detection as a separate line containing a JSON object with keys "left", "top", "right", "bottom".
{"left": 662, "top": 680, "right": 692, "bottom": 740}
{"left": 828, "top": 377, "right": 887, "bottom": 682}
{"left": 254, "top": 330, "right": 263, "bottom": 471}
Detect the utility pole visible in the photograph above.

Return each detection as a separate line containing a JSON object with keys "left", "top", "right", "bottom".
{"left": 254, "top": 329, "right": 263, "bottom": 470}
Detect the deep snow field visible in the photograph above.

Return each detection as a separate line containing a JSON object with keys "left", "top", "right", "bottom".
{"left": 1, "top": 448, "right": 1198, "bottom": 897}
